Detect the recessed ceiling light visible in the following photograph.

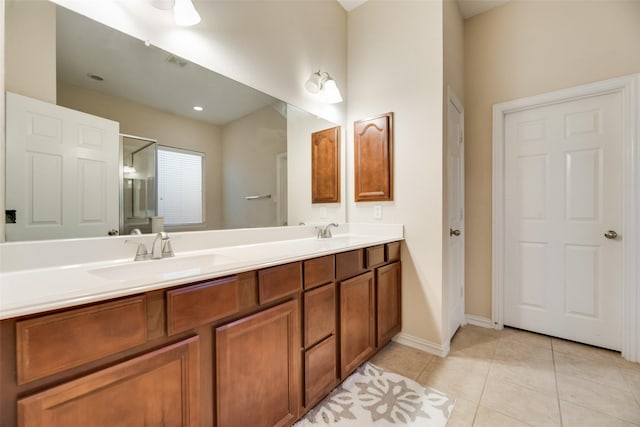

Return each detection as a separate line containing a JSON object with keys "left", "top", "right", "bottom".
{"left": 193, "top": 106, "right": 203, "bottom": 111}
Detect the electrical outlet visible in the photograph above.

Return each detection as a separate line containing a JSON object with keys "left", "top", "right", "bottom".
{"left": 374, "top": 205, "right": 383, "bottom": 220}
{"left": 320, "top": 207, "right": 327, "bottom": 219}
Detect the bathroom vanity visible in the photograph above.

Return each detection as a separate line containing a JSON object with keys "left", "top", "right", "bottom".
{"left": 0, "top": 228, "right": 402, "bottom": 427}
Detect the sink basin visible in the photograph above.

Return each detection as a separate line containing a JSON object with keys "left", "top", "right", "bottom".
{"left": 89, "top": 253, "right": 238, "bottom": 282}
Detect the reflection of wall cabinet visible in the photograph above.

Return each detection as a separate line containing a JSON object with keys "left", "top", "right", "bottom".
{"left": 311, "top": 126, "right": 341, "bottom": 203}
{"left": 354, "top": 113, "right": 393, "bottom": 202}
{"left": 1, "top": 243, "right": 401, "bottom": 427}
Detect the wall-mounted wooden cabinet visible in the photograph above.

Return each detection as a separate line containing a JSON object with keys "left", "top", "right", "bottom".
{"left": 311, "top": 126, "right": 341, "bottom": 203}
{"left": 354, "top": 112, "right": 393, "bottom": 202}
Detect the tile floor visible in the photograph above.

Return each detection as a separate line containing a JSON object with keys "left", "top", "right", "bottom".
{"left": 370, "top": 325, "right": 640, "bottom": 427}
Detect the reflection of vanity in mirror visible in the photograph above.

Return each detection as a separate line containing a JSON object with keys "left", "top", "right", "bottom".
{"left": 4, "top": 2, "right": 345, "bottom": 241}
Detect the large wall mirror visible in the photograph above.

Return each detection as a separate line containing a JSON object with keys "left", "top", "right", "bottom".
{"left": 4, "top": 2, "right": 345, "bottom": 241}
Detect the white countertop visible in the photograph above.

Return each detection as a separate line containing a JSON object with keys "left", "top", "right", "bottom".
{"left": 0, "top": 224, "right": 403, "bottom": 320}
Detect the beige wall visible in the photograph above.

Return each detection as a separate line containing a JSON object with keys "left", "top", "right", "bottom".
{"left": 464, "top": 0, "right": 640, "bottom": 319}
{"left": 444, "top": 0, "right": 464, "bottom": 103}
{"left": 57, "top": 83, "right": 223, "bottom": 230}
{"left": 5, "top": 0, "right": 56, "bottom": 103}
{"left": 348, "top": 1, "right": 446, "bottom": 346}
{"left": 221, "top": 106, "right": 286, "bottom": 229}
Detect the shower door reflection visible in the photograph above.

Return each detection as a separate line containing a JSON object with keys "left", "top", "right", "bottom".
{"left": 120, "top": 135, "right": 157, "bottom": 235}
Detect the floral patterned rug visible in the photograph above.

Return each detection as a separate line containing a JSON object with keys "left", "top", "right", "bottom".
{"left": 295, "top": 363, "right": 455, "bottom": 426}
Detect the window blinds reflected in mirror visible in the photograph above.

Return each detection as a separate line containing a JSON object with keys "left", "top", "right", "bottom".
{"left": 158, "top": 147, "right": 204, "bottom": 226}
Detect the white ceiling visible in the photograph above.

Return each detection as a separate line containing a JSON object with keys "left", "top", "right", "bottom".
{"left": 56, "top": 7, "right": 281, "bottom": 126}
{"left": 337, "top": 0, "right": 510, "bottom": 19}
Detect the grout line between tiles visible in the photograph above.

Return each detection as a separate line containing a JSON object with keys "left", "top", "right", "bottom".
{"left": 551, "top": 343, "right": 564, "bottom": 426}
{"left": 471, "top": 342, "right": 497, "bottom": 426}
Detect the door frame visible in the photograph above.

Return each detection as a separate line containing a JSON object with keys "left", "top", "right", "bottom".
{"left": 492, "top": 74, "right": 640, "bottom": 361}
{"left": 276, "top": 152, "right": 288, "bottom": 226}
{"left": 445, "top": 86, "right": 465, "bottom": 341}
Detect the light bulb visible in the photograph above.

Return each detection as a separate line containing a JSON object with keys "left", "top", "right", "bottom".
{"left": 305, "top": 71, "right": 323, "bottom": 94}
{"left": 174, "top": 0, "right": 201, "bottom": 26}
{"left": 321, "top": 78, "right": 343, "bottom": 104}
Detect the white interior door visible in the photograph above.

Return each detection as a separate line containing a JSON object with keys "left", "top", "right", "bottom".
{"left": 447, "top": 92, "right": 465, "bottom": 339}
{"left": 504, "top": 91, "right": 622, "bottom": 350}
{"left": 5, "top": 92, "right": 119, "bottom": 241}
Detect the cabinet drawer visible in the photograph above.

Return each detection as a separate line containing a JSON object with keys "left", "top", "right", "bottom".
{"left": 386, "top": 241, "right": 401, "bottom": 262}
{"left": 335, "top": 249, "right": 364, "bottom": 281}
{"left": 16, "top": 296, "right": 147, "bottom": 385}
{"left": 305, "top": 335, "right": 337, "bottom": 408}
{"left": 17, "top": 337, "right": 200, "bottom": 427}
{"left": 303, "top": 255, "right": 334, "bottom": 290}
{"left": 304, "top": 282, "right": 336, "bottom": 348}
{"left": 365, "top": 245, "right": 385, "bottom": 268}
{"left": 258, "top": 262, "right": 302, "bottom": 304}
{"left": 167, "top": 276, "right": 239, "bottom": 335}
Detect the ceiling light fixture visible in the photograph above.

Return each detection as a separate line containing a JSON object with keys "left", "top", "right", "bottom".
{"left": 151, "top": 0, "right": 201, "bottom": 27}
{"left": 305, "top": 71, "right": 343, "bottom": 104}
{"left": 173, "top": 0, "right": 201, "bottom": 26}
{"left": 193, "top": 106, "right": 203, "bottom": 111}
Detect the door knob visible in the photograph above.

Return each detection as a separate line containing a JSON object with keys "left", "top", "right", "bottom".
{"left": 604, "top": 230, "right": 618, "bottom": 239}
{"left": 450, "top": 228, "right": 461, "bottom": 237}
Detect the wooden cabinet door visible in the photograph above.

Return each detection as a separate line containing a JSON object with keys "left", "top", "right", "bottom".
{"left": 376, "top": 262, "right": 402, "bottom": 347}
{"left": 354, "top": 112, "right": 393, "bottom": 202}
{"left": 216, "top": 300, "right": 301, "bottom": 427}
{"left": 339, "top": 272, "right": 375, "bottom": 378}
{"left": 17, "top": 337, "right": 200, "bottom": 427}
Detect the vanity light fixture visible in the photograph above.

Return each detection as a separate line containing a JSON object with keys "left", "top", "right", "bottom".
{"left": 305, "top": 71, "right": 343, "bottom": 104}
{"left": 173, "top": 0, "right": 201, "bottom": 26}
{"left": 151, "top": 0, "right": 201, "bottom": 27}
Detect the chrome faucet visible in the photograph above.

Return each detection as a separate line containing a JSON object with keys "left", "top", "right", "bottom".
{"left": 317, "top": 223, "right": 339, "bottom": 239}
{"left": 125, "top": 238, "right": 151, "bottom": 261}
{"left": 151, "top": 232, "right": 175, "bottom": 259}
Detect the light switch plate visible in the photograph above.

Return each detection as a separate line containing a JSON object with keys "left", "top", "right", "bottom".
{"left": 374, "top": 205, "right": 383, "bottom": 220}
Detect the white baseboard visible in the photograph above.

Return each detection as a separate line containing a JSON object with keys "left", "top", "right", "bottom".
{"left": 393, "top": 332, "right": 449, "bottom": 357}
{"left": 465, "top": 314, "right": 496, "bottom": 329}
